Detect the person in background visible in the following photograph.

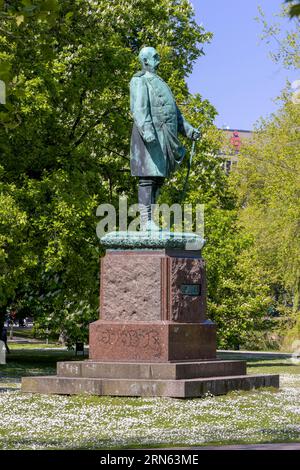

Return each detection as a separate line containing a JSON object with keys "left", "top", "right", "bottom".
{"left": 0, "top": 325, "right": 10, "bottom": 353}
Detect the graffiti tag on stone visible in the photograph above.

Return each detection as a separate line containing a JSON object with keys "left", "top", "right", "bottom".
{"left": 99, "top": 329, "right": 161, "bottom": 355}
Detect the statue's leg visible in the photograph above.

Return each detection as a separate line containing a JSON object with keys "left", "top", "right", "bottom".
{"left": 138, "top": 177, "right": 154, "bottom": 228}
{"left": 138, "top": 177, "right": 165, "bottom": 231}
{"left": 153, "top": 177, "right": 165, "bottom": 204}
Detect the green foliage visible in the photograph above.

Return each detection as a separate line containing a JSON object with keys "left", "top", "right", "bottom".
{"left": 257, "top": 3, "right": 300, "bottom": 69}
{"left": 231, "top": 96, "right": 300, "bottom": 348}
{"left": 0, "top": 170, "right": 34, "bottom": 310}
{"left": 286, "top": 0, "right": 300, "bottom": 19}
{"left": 2, "top": 1, "right": 293, "bottom": 351}
{"left": 0, "top": 0, "right": 213, "bottom": 342}
{"left": 204, "top": 212, "right": 272, "bottom": 349}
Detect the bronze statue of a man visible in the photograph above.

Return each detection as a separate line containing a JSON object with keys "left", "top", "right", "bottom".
{"left": 130, "top": 46, "right": 200, "bottom": 229}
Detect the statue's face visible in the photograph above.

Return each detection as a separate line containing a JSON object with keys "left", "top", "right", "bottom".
{"left": 140, "top": 47, "right": 160, "bottom": 71}
{"left": 146, "top": 49, "right": 160, "bottom": 71}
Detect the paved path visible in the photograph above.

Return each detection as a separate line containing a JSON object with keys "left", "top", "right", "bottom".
{"left": 218, "top": 350, "right": 293, "bottom": 359}
{"left": 195, "top": 443, "right": 300, "bottom": 450}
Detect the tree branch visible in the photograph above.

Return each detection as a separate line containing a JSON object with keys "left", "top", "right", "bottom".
{"left": 69, "top": 89, "right": 87, "bottom": 140}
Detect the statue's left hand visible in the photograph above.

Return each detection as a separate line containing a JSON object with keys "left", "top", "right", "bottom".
{"left": 192, "top": 129, "right": 201, "bottom": 141}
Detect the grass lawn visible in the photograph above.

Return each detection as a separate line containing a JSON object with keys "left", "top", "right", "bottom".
{"left": 0, "top": 347, "right": 300, "bottom": 450}
{"left": 8, "top": 343, "right": 66, "bottom": 350}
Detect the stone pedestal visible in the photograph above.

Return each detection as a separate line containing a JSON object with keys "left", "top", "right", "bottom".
{"left": 89, "top": 249, "right": 216, "bottom": 362}
{"left": 22, "top": 247, "right": 279, "bottom": 398}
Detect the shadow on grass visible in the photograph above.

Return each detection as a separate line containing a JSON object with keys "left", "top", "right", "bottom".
{"left": 0, "top": 349, "right": 88, "bottom": 381}
{"left": 2, "top": 430, "right": 300, "bottom": 450}
{"left": 6, "top": 349, "right": 88, "bottom": 363}
{"left": 248, "top": 362, "right": 299, "bottom": 368}
{"left": 217, "top": 352, "right": 293, "bottom": 361}
{"left": 0, "top": 387, "right": 19, "bottom": 393}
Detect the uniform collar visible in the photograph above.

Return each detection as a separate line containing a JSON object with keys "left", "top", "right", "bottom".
{"left": 145, "top": 71, "right": 164, "bottom": 81}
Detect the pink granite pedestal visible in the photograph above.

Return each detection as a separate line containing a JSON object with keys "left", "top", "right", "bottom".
{"left": 22, "top": 249, "right": 279, "bottom": 397}
{"left": 89, "top": 249, "right": 216, "bottom": 362}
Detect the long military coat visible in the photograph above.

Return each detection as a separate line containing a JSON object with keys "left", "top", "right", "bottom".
{"left": 130, "top": 71, "right": 195, "bottom": 177}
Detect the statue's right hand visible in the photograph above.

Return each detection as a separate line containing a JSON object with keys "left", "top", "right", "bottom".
{"left": 192, "top": 129, "right": 201, "bottom": 141}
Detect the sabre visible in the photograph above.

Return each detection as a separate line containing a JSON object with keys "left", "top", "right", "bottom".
{"left": 180, "top": 131, "right": 198, "bottom": 204}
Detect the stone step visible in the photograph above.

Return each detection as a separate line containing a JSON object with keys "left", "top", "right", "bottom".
{"left": 21, "top": 373, "right": 279, "bottom": 398}
{"left": 56, "top": 360, "right": 247, "bottom": 380}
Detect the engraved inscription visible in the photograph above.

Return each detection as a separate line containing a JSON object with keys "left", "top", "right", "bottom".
{"left": 98, "top": 328, "right": 162, "bottom": 357}
{"left": 180, "top": 284, "right": 201, "bottom": 296}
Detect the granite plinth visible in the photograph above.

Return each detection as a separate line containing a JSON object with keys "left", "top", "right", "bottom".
{"left": 89, "top": 321, "right": 216, "bottom": 362}
{"left": 100, "top": 250, "right": 207, "bottom": 323}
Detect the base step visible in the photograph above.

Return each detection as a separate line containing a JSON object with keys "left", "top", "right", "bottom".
{"left": 22, "top": 373, "right": 279, "bottom": 398}
{"left": 57, "top": 360, "right": 247, "bottom": 380}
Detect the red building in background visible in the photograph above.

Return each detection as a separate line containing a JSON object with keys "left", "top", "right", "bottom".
{"left": 219, "top": 128, "right": 252, "bottom": 173}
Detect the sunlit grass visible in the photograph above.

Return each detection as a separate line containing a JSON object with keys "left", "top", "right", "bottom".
{"left": 0, "top": 349, "right": 300, "bottom": 449}
{"left": 8, "top": 343, "right": 63, "bottom": 350}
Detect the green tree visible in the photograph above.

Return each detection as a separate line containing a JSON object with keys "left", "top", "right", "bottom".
{"left": 0, "top": 0, "right": 213, "bottom": 343}
{"left": 0, "top": 171, "right": 33, "bottom": 328}
{"left": 232, "top": 97, "right": 300, "bottom": 348}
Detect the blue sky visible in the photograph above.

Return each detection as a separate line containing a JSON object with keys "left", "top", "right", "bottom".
{"left": 187, "top": 0, "right": 298, "bottom": 130}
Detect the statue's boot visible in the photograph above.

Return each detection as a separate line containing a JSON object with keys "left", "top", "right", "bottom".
{"left": 138, "top": 177, "right": 162, "bottom": 232}
{"left": 153, "top": 177, "right": 164, "bottom": 204}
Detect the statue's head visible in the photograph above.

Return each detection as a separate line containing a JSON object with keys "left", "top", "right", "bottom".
{"left": 139, "top": 47, "right": 160, "bottom": 72}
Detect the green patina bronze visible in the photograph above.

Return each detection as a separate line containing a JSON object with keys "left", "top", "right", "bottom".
{"left": 100, "top": 230, "right": 205, "bottom": 251}
{"left": 128, "top": 46, "right": 201, "bottom": 230}
{"left": 130, "top": 46, "right": 200, "bottom": 177}
{"left": 100, "top": 46, "right": 203, "bottom": 246}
